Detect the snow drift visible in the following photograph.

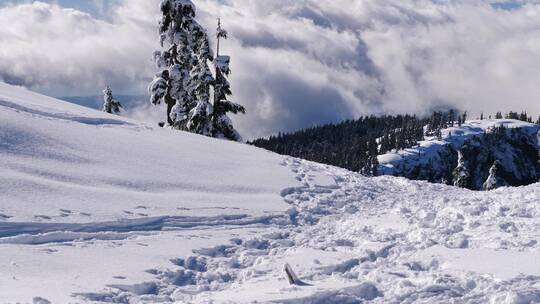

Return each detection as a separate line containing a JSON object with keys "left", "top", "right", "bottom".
{"left": 0, "top": 82, "right": 297, "bottom": 223}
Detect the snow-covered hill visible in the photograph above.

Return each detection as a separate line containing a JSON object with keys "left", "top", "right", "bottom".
{"left": 1, "top": 83, "right": 540, "bottom": 303}
{"left": 378, "top": 120, "right": 540, "bottom": 190}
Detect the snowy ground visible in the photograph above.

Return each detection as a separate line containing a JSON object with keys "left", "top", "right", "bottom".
{"left": 1, "top": 83, "right": 540, "bottom": 303}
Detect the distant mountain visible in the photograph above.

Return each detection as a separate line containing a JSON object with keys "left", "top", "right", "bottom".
{"left": 379, "top": 119, "right": 540, "bottom": 190}
{"left": 58, "top": 95, "right": 148, "bottom": 111}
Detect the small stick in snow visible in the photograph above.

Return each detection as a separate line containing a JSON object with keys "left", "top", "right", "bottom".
{"left": 283, "top": 263, "right": 310, "bottom": 286}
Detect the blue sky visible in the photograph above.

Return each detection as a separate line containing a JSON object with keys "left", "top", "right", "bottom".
{"left": 0, "top": 0, "right": 113, "bottom": 17}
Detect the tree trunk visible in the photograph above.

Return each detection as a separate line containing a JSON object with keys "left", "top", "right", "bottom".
{"left": 166, "top": 100, "right": 174, "bottom": 126}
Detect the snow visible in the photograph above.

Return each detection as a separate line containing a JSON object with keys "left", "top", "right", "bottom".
{"left": 378, "top": 118, "right": 540, "bottom": 181}
{"left": 1, "top": 82, "right": 540, "bottom": 303}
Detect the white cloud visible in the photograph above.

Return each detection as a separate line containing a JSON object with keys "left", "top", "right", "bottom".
{"left": 0, "top": 0, "right": 158, "bottom": 96}
{"left": 1, "top": 0, "right": 540, "bottom": 138}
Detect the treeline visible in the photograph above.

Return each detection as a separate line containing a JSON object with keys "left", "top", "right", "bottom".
{"left": 249, "top": 111, "right": 540, "bottom": 174}
{"left": 250, "top": 114, "right": 427, "bottom": 174}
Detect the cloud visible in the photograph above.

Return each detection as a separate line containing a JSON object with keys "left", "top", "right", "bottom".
{"left": 1, "top": 0, "right": 540, "bottom": 139}
{"left": 0, "top": 0, "right": 158, "bottom": 96}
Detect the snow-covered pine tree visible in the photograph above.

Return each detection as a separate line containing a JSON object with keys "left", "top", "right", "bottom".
{"left": 150, "top": 0, "right": 214, "bottom": 134}
{"left": 102, "top": 86, "right": 122, "bottom": 114}
{"left": 453, "top": 150, "right": 470, "bottom": 188}
{"left": 483, "top": 160, "right": 507, "bottom": 190}
{"left": 179, "top": 20, "right": 215, "bottom": 135}
{"left": 212, "top": 19, "right": 246, "bottom": 141}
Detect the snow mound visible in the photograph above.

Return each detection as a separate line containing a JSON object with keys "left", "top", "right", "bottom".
{"left": 0, "top": 82, "right": 297, "bottom": 224}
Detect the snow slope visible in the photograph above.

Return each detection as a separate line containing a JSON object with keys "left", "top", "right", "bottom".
{"left": 0, "top": 83, "right": 298, "bottom": 301}
{"left": 1, "top": 83, "right": 540, "bottom": 303}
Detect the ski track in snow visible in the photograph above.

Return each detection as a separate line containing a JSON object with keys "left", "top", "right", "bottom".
{"left": 0, "top": 214, "right": 281, "bottom": 245}
{"left": 68, "top": 157, "right": 540, "bottom": 303}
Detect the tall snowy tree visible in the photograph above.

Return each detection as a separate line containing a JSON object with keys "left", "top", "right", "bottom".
{"left": 150, "top": 0, "right": 214, "bottom": 134}
{"left": 483, "top": 160, "right": 507, "bottom": 190}
{"left": 212, "top": 19, "right": 246, "bottom": 141}
{"left": 102, "top": 86, "right": 122, "bottom": 114}
{"left": 453, "top": 150, "right": 470, "bottom": 188}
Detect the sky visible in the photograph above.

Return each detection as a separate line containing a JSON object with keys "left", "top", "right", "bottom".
{"left": 0, "top": 0, "right": 539, "bottom": 139}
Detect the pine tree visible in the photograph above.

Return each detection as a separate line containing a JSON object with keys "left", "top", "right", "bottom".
{"left": 519, "top": 111, "right": 528, "bottom": 122}
{"left": 150, "top": 0, "right": 214, "bottom": 134}
{"left": 102, "top": 86, "right": 122, "bottom": 114}
{"left": 448, "top": 109, "right": 455, "bottom": 127}
{"left": 370, "top": 156, "right": 379, "bottom": 177}
{"left": 483, "top": 160, "right": 507, "bottom": 190}
{"left": 212, "top": 19, "right": 246, "bottom": 141}
{"left": 453, "top": 150, "right": 470, "bottom": 188}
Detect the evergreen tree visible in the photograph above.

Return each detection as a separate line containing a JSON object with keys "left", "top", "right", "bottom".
{"left": 448, "top": 109, "right": 455, "bottom": 127}
{"left": 102, "top": 86, "right": 122, "bottom": 114}
{"left": 483, "top": 160, "right": 507, "bottom": 190}
{"left": 495, "top": 112, "right": 503, "bottom": 119}
{"left": 212, "top": 19, "right": 246, "bottom": 141}
{"left": 480, "top": 112, "right": 484, "bottom": 120}
{"left": 519, "top": 111, "right": 528, "bottom": 122}
{"left": 370, "top": 156, "right": 379, "bottom": 177}
{"left": 150, "top": 0, "right": 214, "bottom": 134}
{"left": 453, "top": 150, "right": 470, "bottom": 188}
{"left": 506, "top": 111, "right": 519, "bottom": 120}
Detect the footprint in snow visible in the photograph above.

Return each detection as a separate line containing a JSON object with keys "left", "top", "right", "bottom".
{"left": 34, "top": 215, "right": 51, "bottom": 220}
{"left": 41, "top": 249, "right": 58, "bottom": 254}
{"left": 0, "top": 213, "right": 12, "bottom": 220}
{"left": 59, "top": 209, "right": 73, "bottom": 217}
